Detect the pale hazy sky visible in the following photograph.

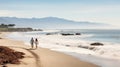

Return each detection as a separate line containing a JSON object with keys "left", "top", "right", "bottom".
{"left": 0, "top": 0, "right": 120, "bottom": 26}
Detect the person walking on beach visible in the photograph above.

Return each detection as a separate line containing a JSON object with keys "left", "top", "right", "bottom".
{"left": 35, "top": 38, "right": 39, "bottom": 49}
{"left": 30, "top": 37, "right": 34, "bottom": 49}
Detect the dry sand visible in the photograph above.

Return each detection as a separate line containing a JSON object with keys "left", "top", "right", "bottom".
{"left": 0, "top": 32, "right": 99, "bottom": 67}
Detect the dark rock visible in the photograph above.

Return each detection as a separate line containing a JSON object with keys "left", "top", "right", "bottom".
{"left": 89, "top": 47, "right": 95, "bottom": 50}
{"left": 65, "top": 45, "right": 70, "bottom": 47}
{"left": 46, "top": 33, "right": 51, "bottom": 35}
{"left": 78, "top": 45, "right": 89, "bottom": 49}
{"left": 46, "top": 33, "right": 58, "bottom": 35}
{"left": 75, "top": 33, "right": 81, "bottom": 35}
{"left": 77, "top": 45, "right": 82, "bottom": 48}
{"left": 78, "top": 45, "right": 95, "bottom": 50}
{"left": 90, "top": 42, "right": 104, "bottom": 46}
{"left": 61, "top": 33, "right": 74, "bottom": 36}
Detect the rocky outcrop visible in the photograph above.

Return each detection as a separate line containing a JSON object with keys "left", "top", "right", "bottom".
{"left": 0, "top": 28, "right": 33, "bottom": 32}
{"left": 61, "top": 33, "right": 74, "bottom": 36}
{"left": 61, "top": 33, "right": 81, "bottom": 36}
{"left": 77, "top": 45, "right": 95, "bottom": 50}
{"left": 75, "top": 33, "right": 81, "bottom": 35}
{"left": 90, "top": 42, "right": 104, "bottom": 46}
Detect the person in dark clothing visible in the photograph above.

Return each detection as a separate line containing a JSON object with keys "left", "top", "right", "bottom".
{"left": 30, "top": 37, "right": 34, "bottom": 49}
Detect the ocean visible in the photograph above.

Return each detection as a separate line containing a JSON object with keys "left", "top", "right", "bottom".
{"left": 7, "top": 29, "right": 120, "bottom": 67}
{"left": 60, "top": 29, "right": 120, "bottom": 43}
{"left": 7, "top": 29, "right": 120, "bottom": 43}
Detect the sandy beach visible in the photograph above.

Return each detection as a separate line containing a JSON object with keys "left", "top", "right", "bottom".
{"left": 0, "top": 32, "right": 99, "bottom": 67}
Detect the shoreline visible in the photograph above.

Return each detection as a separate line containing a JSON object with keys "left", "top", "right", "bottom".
{"left": 0, "top": 32, "right": 99, "bottom": 67}
{"left": 5, "top": 32, "right": 120, "bottom": 67}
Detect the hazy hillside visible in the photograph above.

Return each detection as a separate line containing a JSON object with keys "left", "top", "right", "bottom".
{"left": 0, "top": 17, "right": 109, "bottom": 29}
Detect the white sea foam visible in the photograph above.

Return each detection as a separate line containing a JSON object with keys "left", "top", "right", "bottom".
{"left": 42, "top": 29, "right": 60, "bottom": 33}
{"left": 38, "top": 35, "right": 120, "bottom": 58}
{"left": 80, "top": 34, "right": 94, "bottom": 38}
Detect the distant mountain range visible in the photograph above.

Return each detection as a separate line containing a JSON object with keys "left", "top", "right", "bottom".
{"left": 0, "top": 17, "right": 110, "bottom": 29}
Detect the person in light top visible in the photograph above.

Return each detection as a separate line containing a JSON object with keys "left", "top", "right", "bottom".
{"left": 35, "top": 38, "right": 39, "bottom": 49}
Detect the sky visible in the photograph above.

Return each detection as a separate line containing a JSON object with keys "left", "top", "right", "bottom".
{"left": 0, "top": 0, "right": 120, "bottom": 26}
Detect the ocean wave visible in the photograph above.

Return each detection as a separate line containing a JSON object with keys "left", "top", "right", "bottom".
{"left": 80, "top": 34, "right": 94, "bottom": 38}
